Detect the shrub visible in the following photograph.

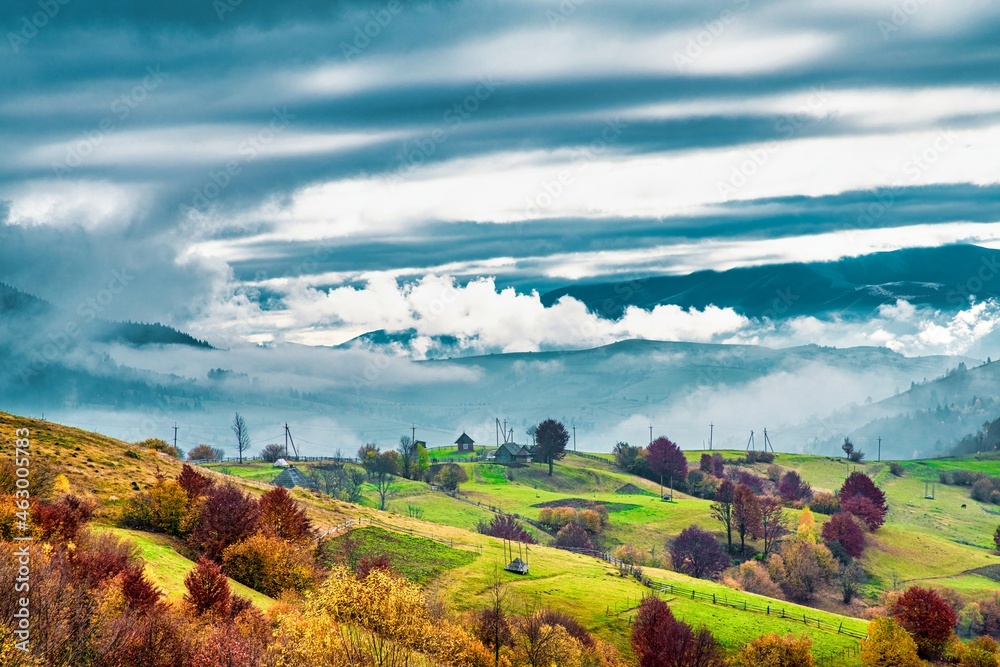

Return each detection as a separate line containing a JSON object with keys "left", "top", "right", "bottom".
{"left": 222, "top": 533, "right": 315, "bottom": 596}
{"left": 34, "top": 494, "right": 94, "bottom": 542}
{"left": 538, "top": 608, "right": 594, "bottom": 648}
{"left": 821, "top": 512, "right": 865, "bottom": 559}
{"left": 890, "top": 586, "right": 958, "bottom": 659}
{"left": 889, "top": 462, "right": 905, "bottom": 477}
{"left": 995, "top": 525, "right": 1000, "bottom": 552}
{"left": 744, "top": 450, "right": 775, "bottom": 465}
{"left": 631, "top": 596, "right": 725, "bottom": 667}
{"left": 862, "top": 617, "right": 921, "bottom": 667}
{"left": 184, "top": 557, "right": 232, "bottom": 615}
{"left": 669, "top": 525, "right": 730, "bottom": 580}
{"left": 810, "top": 492, "right": 840, "bottom": 515}
{"left": 700, "top": 453, "right": 713, "bottom": 474}
{"left": 722, "top": 561, "right": 783, "bottom": 598}
{"left": 187, "top": 444, "right": 224, "bottom": 461}
{"left": 120, "top": 564, "right": 162, "bottom": 610}
{"left": 614, "top": 544, "right": 645, "bottom": 566}
{"left": 730, "top": 633, "right": 813, "bottom": 667}
{"left": 769, "top": 540, "right": 837, "bottom": 603}
{"left": 957, "top": 636, "right": 1000, "bottom": 667}
{"left": 731, "top": 469, "right": 767, "bottom": 494}
{"left": 554, "top": 523, "right": 594, "bottom": 551}
{"left": 259, "top": 443, "right": 285, "bottom": 462}
{"left": 135, "top": 437, "right": 182, "bottom": 458}
{"left": 476, "top": 513, "right": 536, "bottom": 544}
{"left": 778, "top": 470, "right": 813, "bottom": 502}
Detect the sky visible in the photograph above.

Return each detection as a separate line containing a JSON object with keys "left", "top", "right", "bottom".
{"left": 3, "top": 0, "right": 1000, "bottom": 357}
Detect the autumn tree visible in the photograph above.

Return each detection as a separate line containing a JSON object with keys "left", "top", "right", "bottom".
{"left": 631, "top": 595, "right": 725, "bottom": 667}
{"left": 890, "top": 586, "right": 958, "bottom": 659}
{"left": 258, "top": 486, "right": 313, "bottom": 542}
{"left": 732, "top": 484, "right": 761, "bottom": 556}
{"left": 435, "top": 464, "right": 468, "bottom": 491}
{"left": 861, "top": 617, "right": 921, "bottom": 667}
{"left": 475, "top": 567, "right": 513, "bottom": 667}
{"left": 778, "top": 470, "right": 812, "bottom": 502}
{"left": 177, "top": 464, "right": 214, "bottom": 500}
{"left": 221, "top": 533, "right": 315, "bottom": 596}
{"left": 189, "top": 482, "right": 260, "bottom": 560}
{"left": 614, "top": 441, "right": 645, "bottom": 474}
{"left": 554, "top": 522, "right": 594, "bottom": 551}
{"left": 842, "top": 437, "right": 855, "bottom": 460}
{"left": 731, "top": 633, "right": 814, "bottom": 667}
{"left": 770, "top": 540, "right": 838, "bottom": 602}
{"left": 797, "top": 507, "right": 818, "bottom": 543}
{"left": 397, "top": 435, "right": 418, "bottom": 480}
{"left": 186, "top": 444, "right": 223, "bottom": 461}
{"left": 476, "top": 513, "right": 537, "bottom": 544}
{"left": 184, "top": 557, "right": 232, "bottom": 615}
{"left": 758, "top": 496, "right": 788, "bottom": 557}
{"left": 840, "top": 472, "right": 888, "bottom": 531}
{"left": 535, "top": 419, "right": 570, "bottom": 476}
{"left": 839, "top": 561, "right": 866, "bottom": 604}
{"left": 995, "top": 525, "right": 1000, "bottom": 552}
{"left": 822, "top": 512, "right": 865, "bottom": 560}
{"left": 647, "top": 436, "right": 688, "bottom": 488}
{"left": 232, "top": 412, "right": 251, "bottom": 464}
{"left": 669, "top": 525, "right": 730, "bottom": 580}
{"left": 710, "top": 479, "right": 735, "bottom": 553}
{"left": 34, "top": 494, "right": 94, "bottom": 542}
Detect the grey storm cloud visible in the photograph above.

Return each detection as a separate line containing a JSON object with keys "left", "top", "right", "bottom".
{"left": 2, "top": 0, "right": 1000, "bottom": 344}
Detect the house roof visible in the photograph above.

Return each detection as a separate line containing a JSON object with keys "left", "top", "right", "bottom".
{"left": 272, "top": 466, "right": 317, "bottom": 490}
{"left": 497, "top": 442, "right": 529, "bottom": 458}
{"left": 455, "top": 432, "right": 475, "bottom": 445}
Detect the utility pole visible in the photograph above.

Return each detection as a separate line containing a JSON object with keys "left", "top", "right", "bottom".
{"left": 285, "top": 423, "right": 289, "bottom": 458}
{"left": 649, "top": 424, "right": 653, "bottom": 446}
{"left": 572, "top": 426, "right": 577, "bottom": 451}
{"left": 411, "top": 424, "right": 416, "bottom": 444}
{"left": 877, "top": 437, "right": 882, "bottom": 462}
{"left": 173, "top": 423, "right": 178, "bottom": 452}
{"left": 709, "top": 423, "right": 713, "bottom": 451}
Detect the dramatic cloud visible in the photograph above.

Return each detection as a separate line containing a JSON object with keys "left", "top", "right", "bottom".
{"left": 3, "top": 0, "right": 1000, "bottom": 352}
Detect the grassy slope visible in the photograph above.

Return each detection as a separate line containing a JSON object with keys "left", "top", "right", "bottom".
{"left": 94, "top": 526, "right": 276, "bottom": 609}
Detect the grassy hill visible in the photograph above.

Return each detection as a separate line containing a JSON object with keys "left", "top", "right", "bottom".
{"left": 13, "top": 409, "right": 1000, "bottom": 663}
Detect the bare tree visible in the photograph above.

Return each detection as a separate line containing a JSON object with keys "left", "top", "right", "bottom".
{"left": 232, "top": 412, "right": 251, "bottom": 464}
{"left": 397, "top": 435, "right": 416, "bottom": 479}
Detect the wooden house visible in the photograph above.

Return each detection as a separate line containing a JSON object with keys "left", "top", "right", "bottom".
{"left": 455, "top": 432, "right": 475, "bottom": 453}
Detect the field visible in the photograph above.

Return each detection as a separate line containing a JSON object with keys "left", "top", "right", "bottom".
{"left": 10, "top": 409, "right": 1000, "bottom": 663}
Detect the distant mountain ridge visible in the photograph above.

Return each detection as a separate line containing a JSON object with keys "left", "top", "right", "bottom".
{"left": 0, "top": 282, "right": 212, "bottom": 349}
{"left": 540, "top": 244, "right": 1000, "bottom": 319}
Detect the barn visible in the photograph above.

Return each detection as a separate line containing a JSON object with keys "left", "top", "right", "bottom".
{"left": 455, "top": 432, "right": 475, "bottom": 453}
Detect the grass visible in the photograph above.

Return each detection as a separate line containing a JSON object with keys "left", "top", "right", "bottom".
{"left": 93, "top": 526, "right": 276, "bottom": 610}
{"left": 325, "top": 526, "right": 478, "bottom": 582}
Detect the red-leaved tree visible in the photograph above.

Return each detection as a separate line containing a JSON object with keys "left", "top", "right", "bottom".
{"left": 189, "top": 483, "right": 260, "bottom": 561}
{"left": 258, "top": 486, "right": 313, "bottom": 542}
{"left": 778, "top": 470, "right": 812, "bottom": 502}
{"left": 476, "top": 513, "right": 537, "bottom": 544}
{"left": 177, "top": 464, "right": 215, "bottom": 500}
{"left": 821, "top": 512, "right": 865, "bottom": 559}
{"left": 732, "top": 484, "right": 761, "bottom": 555}
{"left": 669, "top": 525, "right": 730, "bottom": 580}
{"left": 554, "top": 522, "right": 594, "bottom": 551}
{"left": 631, "top": 596, "right": 726, "bottom": 667}
{"left": 647, "top": 436, "right": 688, "bottom": 486}
{"left": 890, "top": 586, "right": 958, "bottom": 659}
{"left": 184, "top": 557, "right": 232, "bottom": 616}
{"left": 839, "top": 472, "right": 888, "bottom": 531}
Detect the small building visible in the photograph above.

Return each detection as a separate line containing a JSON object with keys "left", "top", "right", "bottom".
{"left": 271, "top": 466, "right": 317, "bottom": 490}
{"left": 455, "top": 432, "right": 475, "bottom": 453}
{"left": 493, "top": 442, "right": 530, "bottom": 465}
{"left": 273, "top": 458, "right": 290, "bottom": 468}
